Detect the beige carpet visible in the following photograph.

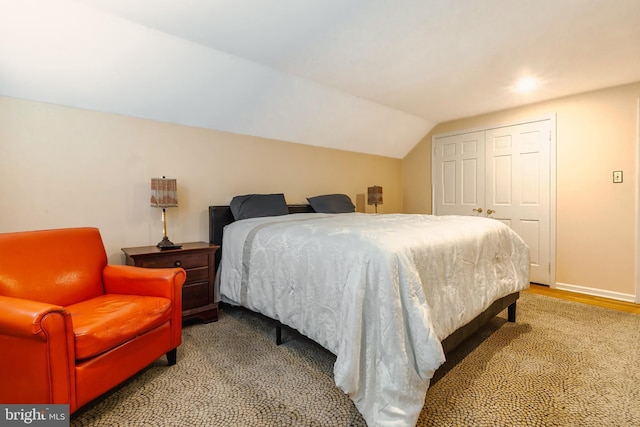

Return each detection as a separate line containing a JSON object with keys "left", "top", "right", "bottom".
{"left": 71, "top": 292, "right": 640, "bottom": 426}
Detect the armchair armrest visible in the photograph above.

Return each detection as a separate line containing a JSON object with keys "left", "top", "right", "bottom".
{"left": 102, "top": 265, "right": 186, "bottom": 350}
{"left": 0, "top": 295, "right": 65, "bottom": 339}
{"left": 102, "top": 265, "right": 186, "bottom": 299}
{"left": 0, "top": 295, "right": 76, "bottom": 406}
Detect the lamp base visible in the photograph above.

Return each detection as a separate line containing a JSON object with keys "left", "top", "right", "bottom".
{"left": 156, "top": 236, "right": 182, "bottom": 250}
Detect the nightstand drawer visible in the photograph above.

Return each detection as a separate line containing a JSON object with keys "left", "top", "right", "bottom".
{"left": 185, "top": 266, "right": 209, "bottom": 283}
{"left": 136, "top": 252, "right": 208, "bottom": 270}
{"left": 183, "top": 281, "right": 210, "bottom": 311}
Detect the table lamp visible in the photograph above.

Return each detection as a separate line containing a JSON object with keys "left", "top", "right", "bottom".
{"left": 150, "top": 177, "right": 182, "bottom": 249}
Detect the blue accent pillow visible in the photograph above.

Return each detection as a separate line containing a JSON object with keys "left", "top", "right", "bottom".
{"left": 306, "top": 194, "right": 355, "bottom": 213}
{"left": 230, "top": 193, "right": 289, "bottom": 220}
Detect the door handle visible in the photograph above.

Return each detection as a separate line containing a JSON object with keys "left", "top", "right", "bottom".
{"left": 487, "top": 209, "right": 495, "bottom": 215}
{"left": 473, "top": 208, "right": 483, "bottom": 213}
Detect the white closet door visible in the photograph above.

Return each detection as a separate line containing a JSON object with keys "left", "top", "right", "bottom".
{"left": 485, "top": 121, "right": 551, "bottom": 285}
{"left": 433, "top": 131, "right": 485, "bottom": 216}
{"left": 433, "top": 119, "right": 552, "bottom": 285}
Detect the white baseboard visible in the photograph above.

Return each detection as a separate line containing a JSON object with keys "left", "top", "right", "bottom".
{"left": 554, "top": 282, "right": 637, "bottom": 303}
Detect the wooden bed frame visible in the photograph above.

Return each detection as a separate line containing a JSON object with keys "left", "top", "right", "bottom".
{"left": 208, "top": 204, "right": 519, "bottom": 354}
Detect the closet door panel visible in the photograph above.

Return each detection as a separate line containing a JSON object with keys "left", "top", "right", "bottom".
{"left": 434, "top": 131, "right": 485, "bottom": 216}
{"left": 486, "top": 121, "right": 550, "bottom": 284}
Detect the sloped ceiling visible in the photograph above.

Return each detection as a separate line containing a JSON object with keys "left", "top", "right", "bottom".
{"left": 1, "top": 0, "right": 639, "bottom": 158}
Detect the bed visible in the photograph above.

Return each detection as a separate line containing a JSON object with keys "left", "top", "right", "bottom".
{"left": 209, "top": 199, "right": 530, "bottom": 426}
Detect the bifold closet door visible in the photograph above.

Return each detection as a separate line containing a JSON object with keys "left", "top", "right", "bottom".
{"left": 433, "top": 120, "right": 551, "bottom": 285}
{"left": 433, "top": 131, "right": 486, "bottom": 217}
{"left": 485, "top": 121, "right": 550, "bottom": 285}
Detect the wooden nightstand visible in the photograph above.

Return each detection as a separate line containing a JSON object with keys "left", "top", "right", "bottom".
{"left": 121, "top": 242, "right": 220, "bottom": 323}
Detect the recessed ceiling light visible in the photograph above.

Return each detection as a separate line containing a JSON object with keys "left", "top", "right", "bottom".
{"left": 514, "top": 77, "right": 539, "bottom": 93}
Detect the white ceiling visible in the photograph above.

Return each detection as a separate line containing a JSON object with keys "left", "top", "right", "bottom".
{"left": 1, "top": 0, "right": 639, "bottom": 158}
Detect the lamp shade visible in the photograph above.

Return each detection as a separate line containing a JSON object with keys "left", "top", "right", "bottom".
{"left": 150, "top": 178, "right": 178, "bottom": 208}
{"left": 367, "top": 186, "right": 383, "bottom": 205}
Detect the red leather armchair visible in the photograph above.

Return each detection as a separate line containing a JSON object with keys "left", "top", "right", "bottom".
{"left": 0, "top": 227, "right": 186, "bottom": 413}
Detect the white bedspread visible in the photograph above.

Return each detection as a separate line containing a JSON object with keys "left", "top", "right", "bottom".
{"left": 219, "top": 213, "right": 530, "bottom": 426}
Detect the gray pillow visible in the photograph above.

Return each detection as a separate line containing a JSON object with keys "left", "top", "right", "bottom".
{"left": 307, "top": 194, "right": 355, "bottom": 213}
{"left": 230, "top": 193, "right": 289, "bottom": 220}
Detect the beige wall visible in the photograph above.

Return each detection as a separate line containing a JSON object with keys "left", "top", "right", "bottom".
{"left": 5, "top": 81, "right": 639, "bottom": 300}
{"left": 0, "top": 96, "right": 402, "bottom": 264}
{"left": 403, "top": 81, "right": 640, "bottom": 300}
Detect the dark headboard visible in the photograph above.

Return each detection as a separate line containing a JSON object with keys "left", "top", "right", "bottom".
{"left": 208, "top": 205, "right": 234, "bottom": 246}
{"left": 208, "top": 204, "right": 315, "bottom": 246}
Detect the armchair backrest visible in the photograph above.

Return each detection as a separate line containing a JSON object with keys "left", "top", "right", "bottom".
{"left": 0, "top": 227, "right": 107, "bottom": 306}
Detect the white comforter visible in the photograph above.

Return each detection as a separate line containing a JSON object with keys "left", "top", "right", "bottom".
{"left": 219, "top": 213, "right": 530, "bottom": 426}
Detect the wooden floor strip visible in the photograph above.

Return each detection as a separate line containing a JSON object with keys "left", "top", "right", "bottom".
{"left": 525, "top": 283, "right": 640, "bottom": 314}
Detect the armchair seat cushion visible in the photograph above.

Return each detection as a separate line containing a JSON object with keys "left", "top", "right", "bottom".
{"left": 67, "top": 294, "right": 172, "bottom": 360}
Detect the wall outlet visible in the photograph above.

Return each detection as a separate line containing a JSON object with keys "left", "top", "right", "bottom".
{"left": 613, "top": 171, "right": 623, "bottom": 183}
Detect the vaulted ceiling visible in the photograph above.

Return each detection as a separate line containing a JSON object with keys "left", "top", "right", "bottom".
{"left": 1, "top": 0, "right": 639, "bottom": 158}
